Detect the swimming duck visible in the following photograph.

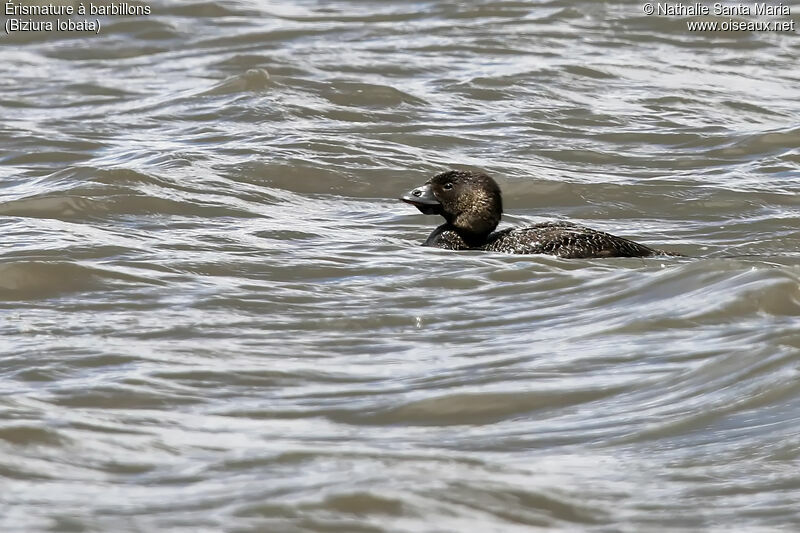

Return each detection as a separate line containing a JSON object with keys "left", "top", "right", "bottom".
{"left": 400, "top": 170, "right": 680, "bottom": 258}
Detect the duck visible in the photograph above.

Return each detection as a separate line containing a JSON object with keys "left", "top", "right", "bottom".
{"left": 400, "top": 170, "right": 681, "bottom": 258}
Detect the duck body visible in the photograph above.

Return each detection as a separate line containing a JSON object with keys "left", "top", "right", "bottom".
{"left": 402, "top": 170, "right": 679, "bottom": 258}
{"left": 424, "top": 221, "right": 664, "bottom": 258}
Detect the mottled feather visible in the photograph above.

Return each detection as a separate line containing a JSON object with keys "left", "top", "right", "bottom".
{"left": 404, "top": 170, "right": 681, "bottom": 258}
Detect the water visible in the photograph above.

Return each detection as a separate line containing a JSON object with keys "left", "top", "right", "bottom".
{"left": 2, "top": 1, "right": 800, "bottom": 531}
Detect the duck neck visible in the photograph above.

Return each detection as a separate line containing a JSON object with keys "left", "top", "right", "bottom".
{"left": 456, "top": 226, "right": 493, "bottom": 247}
{"left": 449, "top": 209, "right": 500, "bottom": 246}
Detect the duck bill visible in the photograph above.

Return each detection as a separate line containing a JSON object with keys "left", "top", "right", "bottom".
{"left": 400, "top": 183, "right": 442, "bottom": 215}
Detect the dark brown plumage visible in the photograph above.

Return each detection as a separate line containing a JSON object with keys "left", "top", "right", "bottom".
{"left": 400, "top": 170, "right": 681, "bottom": 258}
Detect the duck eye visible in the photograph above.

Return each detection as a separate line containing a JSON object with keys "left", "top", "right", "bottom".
{"left": 443, "top": 182, "right": 453, "bottom": 190}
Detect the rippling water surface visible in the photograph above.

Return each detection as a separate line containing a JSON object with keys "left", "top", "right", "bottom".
{"left": 2, "top": 1, "right": 800, "bottom": 531}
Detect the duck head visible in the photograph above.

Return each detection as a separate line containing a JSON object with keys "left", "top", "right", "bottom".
{"left": 401, "top": 170, "right": 503, "bottom": 240}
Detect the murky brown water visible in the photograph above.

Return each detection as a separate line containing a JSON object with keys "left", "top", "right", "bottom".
{"left": 2, "top": 1, "right": 800, "bottom": 531}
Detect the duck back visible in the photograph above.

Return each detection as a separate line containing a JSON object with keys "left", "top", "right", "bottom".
{"left": 481, "top": 222, "right": 667, "bottom": 258}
